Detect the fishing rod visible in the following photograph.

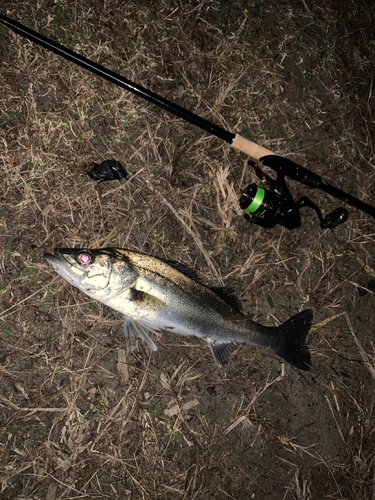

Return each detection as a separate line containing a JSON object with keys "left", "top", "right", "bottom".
{"left": 1, "top": 13, "right": 375, "bottom": 229}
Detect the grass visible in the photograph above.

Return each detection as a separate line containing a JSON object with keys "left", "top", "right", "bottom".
{"left": 0, "top": 0, "right": 375, "bottom": 498}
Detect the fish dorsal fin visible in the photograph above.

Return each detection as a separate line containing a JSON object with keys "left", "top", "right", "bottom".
{"left": 160, "top": 259, "right": 242, "bottom": 313}
{"left": 207, "top": 340, "right": 238, "bottom": 368}
{"left": 160, "top": 259, "right": 200, "bottom": 281}
{"left": 210, "top": 287, "right": 242, "bottom": 313}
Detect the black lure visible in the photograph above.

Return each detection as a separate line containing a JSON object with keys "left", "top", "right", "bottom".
{"left": 86, "top": 160, "right": 129, "bottom": 182}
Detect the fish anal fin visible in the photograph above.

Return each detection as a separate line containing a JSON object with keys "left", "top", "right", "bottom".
{"left": 207, "top": 340, "right": 238, "bottom": 368}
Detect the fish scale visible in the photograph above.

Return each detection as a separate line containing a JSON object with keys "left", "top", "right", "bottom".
{"left": 44, "top": 248, "right": 313, "bottom": 371}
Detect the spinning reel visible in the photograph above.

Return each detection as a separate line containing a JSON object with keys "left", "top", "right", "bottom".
{"left": 240, "top": 157, "right": 349, "bottom": 230}
{"left": 2, "top": 14, "right": 375, "bottom": 231}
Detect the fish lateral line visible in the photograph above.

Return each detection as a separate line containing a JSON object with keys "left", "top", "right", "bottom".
{"left": 44, "top": 247, "right": 314, "bottom": 371}
{"left": 222, "top": 314, "right": 254, "bottom": 322}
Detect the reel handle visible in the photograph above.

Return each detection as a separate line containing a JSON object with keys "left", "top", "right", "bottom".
{"left": 260, "top": 155, "right": 375, "bottom": 219}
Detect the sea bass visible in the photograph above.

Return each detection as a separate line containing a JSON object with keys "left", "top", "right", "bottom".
{"left": 44, "top": 248, "right": 313, "bottom": 370}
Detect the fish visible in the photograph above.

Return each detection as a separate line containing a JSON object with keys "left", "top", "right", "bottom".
{"left": 44, "top": 248, "right": 313, "bottom": 371}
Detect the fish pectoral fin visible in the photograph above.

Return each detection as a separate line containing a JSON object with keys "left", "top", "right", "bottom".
{"left": 130, "top": 287, "right": 167, "bottom": 308}
{"left": 207, "top": 340, "right": 238, "bottom": 368}
{"left": 129, "top": 287, "right": 148, "bottom": 302}
{"left": 123, "top": 317, "right": 161, "bottom": 352}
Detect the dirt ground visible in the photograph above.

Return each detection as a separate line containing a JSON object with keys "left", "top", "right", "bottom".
{"left": 1, "top": 0, "right": 375, "bottom": 498}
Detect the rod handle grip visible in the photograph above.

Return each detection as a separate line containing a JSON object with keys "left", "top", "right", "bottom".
{"left": 231, "top": 134, "right": 275, "bottom": 160}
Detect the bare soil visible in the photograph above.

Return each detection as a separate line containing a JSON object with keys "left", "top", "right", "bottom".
{"left": 1, "top": 1, "right": 375, "bottom": 499}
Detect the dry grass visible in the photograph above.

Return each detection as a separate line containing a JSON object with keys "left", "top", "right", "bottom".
{"left": 1, "top": 0, "right": 375, "bottom": 498}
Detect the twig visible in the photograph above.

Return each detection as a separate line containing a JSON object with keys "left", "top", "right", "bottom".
{"left": 147, "top": 182, "right": 223, "bottom": 283}
{"left": 345, "top": 313, "right": 375, "bottom": 381}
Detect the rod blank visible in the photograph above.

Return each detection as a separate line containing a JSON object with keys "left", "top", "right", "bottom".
{"left": 1, "top": 13, "right": 374, "bottom": 219}
{"left": 0, "top": 13, "right": 235, "bottom": 143}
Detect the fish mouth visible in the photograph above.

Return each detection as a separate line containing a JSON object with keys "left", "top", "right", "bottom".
{"left": 44, "top": 249, "right": 82, "bottom": 278}
{"left": 44, "top": 249, "right": 67, "bottom": 268}
{"left": 44, "top": 249, "right": 90, "bottom": 291}
{"left": 44, "top": 249, "right": 65, "bottom": 264}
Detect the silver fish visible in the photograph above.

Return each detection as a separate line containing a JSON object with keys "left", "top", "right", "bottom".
{"left": 44, "top": 248, "right": 313, "bottom": 370}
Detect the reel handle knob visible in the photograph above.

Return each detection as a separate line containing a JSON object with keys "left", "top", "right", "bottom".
{"left": 322, "top": 208, "right": 348, "bottom": 229}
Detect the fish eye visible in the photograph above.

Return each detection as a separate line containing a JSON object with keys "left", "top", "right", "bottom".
{"left": 77, "top": 251, "right": 92, "bottom": 265}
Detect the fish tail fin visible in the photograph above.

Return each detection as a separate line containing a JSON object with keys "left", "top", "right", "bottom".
{"left": 273, "top": 309, "right": 313, "bottom": 371}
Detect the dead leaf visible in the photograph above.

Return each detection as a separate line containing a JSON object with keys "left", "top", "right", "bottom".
{"left": 117, "top": 348, "right": 129, "bottom": 383}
